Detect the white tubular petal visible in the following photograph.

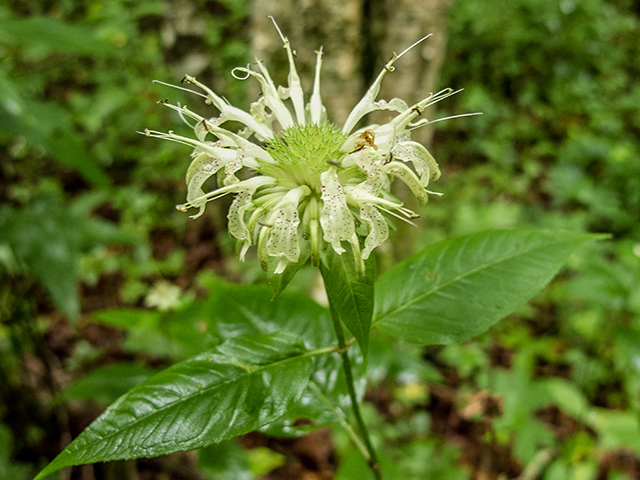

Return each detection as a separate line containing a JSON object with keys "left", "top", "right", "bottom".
{"left": 183, "top": 75, "right": 274, "bottom": 139}
{"left": 223, "top": 151, "right": 243, "bottom": 185}
{"left": 360, "top": 204, "right": 389, "bottom": 259}
{"left": 250, "top": 97, "right": 275, "bottom": 131}
{"left": 309, "top": 47, "right": 327, "bottom": 125}
{"left": 265, "top": 187, "right": 307, "bottom": 265}
{"left": 283, "top": 39, "right": 306, "bottom": 125}
{"left": 235, "top": 63, "right": 295, "bottom": 130}
{"left": 344, "top": 148, "right": 388, "bottom": 196}
{"left": 342, "top": 53, "right": 402, "bottom": 135}
{"left": 183, "top": 183, "right": 238, "bottom": 219}
{"left": 239, "top": 242, "right": 251, "bottom": 262}
{"left": 389, "top": 88, "right": 459, "bottom": 132}
{"left": 383, "top": 161, "right": 429, "bottom": 206}
{"left": 320, "top": 168, "right": 355, "bottom": 255}
{"left": 185, "top": 148, "right": 230, "bottom": 185}
{"left": 149, "top": 130, "right": 230, "bottom": 159}
{"left": 228, "top": 177, "right": 274, "bottom": 241}
{"left": 391, "top": 140, "right": 441, "bottom": 185}
{"left": 186, "top": 148, "right": 238, "bottom": 216}
{"left": 274, "top": 258, "right": 288, "bottom": 274}
{"left": 374, "top": 97, "right": 409, "bottom": 113}
{"left": 270, "top": 16, "right": 306, "bottom": 125}
{"left": 371, "top": 123, "right": 396, "bottom": 154}
{"left": 346, "top": 187, "right": 410, "bottom": 217}
{"left": 197, "top": 119, "right": 276, "bottom": 164}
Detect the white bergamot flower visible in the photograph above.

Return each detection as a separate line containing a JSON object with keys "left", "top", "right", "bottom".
{"left": 144, "top": 20, "right": 475, "bottom": 277}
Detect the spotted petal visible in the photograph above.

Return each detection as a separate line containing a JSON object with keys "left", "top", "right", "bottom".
{"left": 360, "top": 204, "right": 389, "bottom": 259}
{"left": 186, "top": 148, "right": 236, "bottom": 217}
{"left": 383, "top": 161, "right": 429, "bottom": 206}
{"left": 391, "top": 140, "right": 441, "bottom": 186}
{"left": 320, "top": 168, "right": 355, "bottom": 254}
{"left": 264, "top": 187, "right": 307, "bottom": 273}
{"left": 228, "top": 177, "right": 275, "bottom": 240}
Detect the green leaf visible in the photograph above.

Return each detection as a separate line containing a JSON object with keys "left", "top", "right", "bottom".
{"left": 35, "top": 332, "right": 313, "bottom": 479}
{"left": 198, "top": 441, "right": 254, "bottom": 480}
{"left": 0, "top": 88, "right": 111, "bottom": 187}
{"left": 0, "top": 197, "right": 131, "bottom": 321}
{"left": 540, "top": 377, "right": 590, "bottom": 421}
{"left": 0, "top": 17, "right": 115, "bottom": 56}
{"left": 91, "top": 308, "right": 162, "bottom": 329}
{"left": 204, "top": 278, "right": 333, "bottom": 349}
{"left": 0, "top": 423, "right": 30, "bottom": 480}
{"left": 59, "top": 363, "right": 156, "bottom": 406}
{"left": 587, "top": 409, "right": 640, "bottom": 455}
{"left": 200, "top": 278, "right": 367, "bottom": 435}
{"left": 261, "top": 344, "right": 366, "bottom": 437}
{"left": 374, "top": 229, "right": 601, "bottom": 345}
{"left": 266, "top": 239, "right": 311, "bottom": 298}
{"left": 0, "top": 199, "right": 82, "bottom": 320}
{"left": 320, "top": 248, "right": 375, "bottom": 356}
{"left": 203, "top": 279, "right": 363, "bottom": 433}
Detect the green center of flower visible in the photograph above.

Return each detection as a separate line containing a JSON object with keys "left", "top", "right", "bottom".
{"left": 258, "top": 124, "right": 347, "bottom": 192}
{"left": 266, "top": 124, "right": 347, "bottom": 169}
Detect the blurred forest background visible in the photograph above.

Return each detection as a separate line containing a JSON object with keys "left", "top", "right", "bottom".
{"left": 2, "top": 0, "right": 640, "bottom": 479}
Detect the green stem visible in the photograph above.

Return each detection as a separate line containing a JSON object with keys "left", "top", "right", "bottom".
{"left": 328, "top": 302, "right": 382, "bottom": 480}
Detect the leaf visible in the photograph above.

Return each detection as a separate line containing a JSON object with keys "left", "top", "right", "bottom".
{"left": 59, "top": 363, "right": 156, "bottom": 406}
{"left": 0, "top": 17, "right": 115, "bottom": 56}
{"left": 198, "top": 278, "right": 367, "bottom": 435}
{"left": 35, "top": 332, "right": 313, "bottom": 479}
{"left": 0, "top": 197, "right": 131, "bottom": 321}
{"left": 266, "top": 239, "right": 311, "bottom": 298}
{"left": 540, "top": 377, "right": 590, "bottom": 421}
{"left": 203, "top": 279, "right": 363, "bottom": 433}
{"left": 374, "top": 229, "right": 601, "bottom": 345}
{"left": 261, "top": 344, "right": 366, "bottom": 437}
{"left": 587, "top": 409, "right": 640, "bottom": 455}
{"left": 0, "top": 423, "right": 30, "bottom": 480}
{"left": 204, "top": 278, "right": 334, "bottom": 349}
{"left": 198, "top": 441, "right": 254, "bottom": 480}
{"left": 319, "top": 248, "right": 375, "bottom": 356}
{"left": 0, "top": 199, "right": 82, "bottom": 320}
{"left": 91, "top": 308, "right": 177, "bottom": 357}
{"left": 0, "top": 87, "right": 111, "bottom": 187}
{"left": 91, "top": 308, "right": 162, "bottom": 329}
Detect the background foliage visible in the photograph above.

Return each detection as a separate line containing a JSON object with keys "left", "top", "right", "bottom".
{"left": 1, "top": 0, "right": 640, "bottom": 478}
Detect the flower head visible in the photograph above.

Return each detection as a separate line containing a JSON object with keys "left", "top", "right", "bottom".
{"left": 145, "top": 20, "right": 475, "bottom": 276}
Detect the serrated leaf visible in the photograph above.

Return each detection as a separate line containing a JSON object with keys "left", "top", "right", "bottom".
{"left": 35, "top": 332, "right": 313, "bottom": 479}
{"left": 374, "top": 229, "right": 601, "bottom": 345}
{"left": 319, "top": 248, "right": 375, "bottom": 356}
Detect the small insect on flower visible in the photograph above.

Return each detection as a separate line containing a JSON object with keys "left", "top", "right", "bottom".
{"left": 143, "top": 18, "right": 479, "bottom": 277}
